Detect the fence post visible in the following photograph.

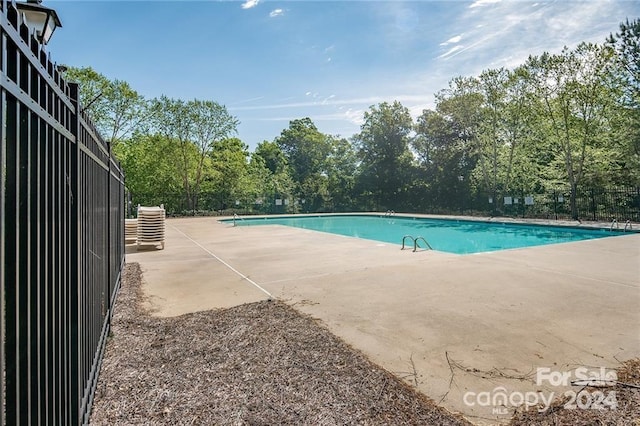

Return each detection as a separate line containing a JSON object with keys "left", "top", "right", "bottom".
{"left": 0, "top": 14, "right": 6, "bottom": 423}
{"left": 68, "top": 81, "right": 81, "bottom": 426}
{"left": 106, "top": 140, "right": 112, "bottom": 329}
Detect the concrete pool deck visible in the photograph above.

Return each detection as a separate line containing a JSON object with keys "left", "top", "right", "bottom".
{"left": 126, "top": 215, "right": 640, "bottom": 425}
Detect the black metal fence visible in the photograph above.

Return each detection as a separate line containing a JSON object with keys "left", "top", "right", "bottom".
{"left": 131, "top": 186, "right": 640, "bottom": 223}
{"left": 129, "top": 191, "right": 294, "bottom": 217}
{"left": 0, "top": 2, "right": 125, "bottom": 425}
{"left": 463, "top": 187, "right": 640, "bottom": 222}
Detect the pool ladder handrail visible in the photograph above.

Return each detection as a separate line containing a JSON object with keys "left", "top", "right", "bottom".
{"left": 232, "top": 213, "right": 245, "bottom": 227}
{"left": 610, "top": 219, "right": 618, "bottom": 231}
{"left": 624, "top": 220, "right": 632, "bottom": 232}
{"left": 401, "top": 235, "right": 433, "bottom": 252}
{"left": 385, "top": 210, "right": 396, "bottom": 217}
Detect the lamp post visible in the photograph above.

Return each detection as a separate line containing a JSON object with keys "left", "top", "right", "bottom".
{"left": 15, "top": 0, "right": 62, "bottom": 45}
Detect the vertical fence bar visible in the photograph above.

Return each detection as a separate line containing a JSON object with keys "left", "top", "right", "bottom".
{"left": 0, "top": 10, "right": 4, "bottom": 426}
{"left": 5, "top": 67, "right": 19, "bottom": 426}
{"left": 68, "top": 80, "right": 80, "bottom": 426}
{"left": 0, "top": 8, "right": 8, "bottom": 424}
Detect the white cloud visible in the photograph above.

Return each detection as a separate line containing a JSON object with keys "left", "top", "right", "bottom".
{"left": 342, "top": 108, "right": 365, "bottom": 126}
{"left": 230, "top": 96, "right": 264, "bottom": 106}
{"left": 229, "top": 94, "right": 435, "bottom": 112}
{"left": 241, "top": 0, "right": 259, "bottom": 10}
{"left": 321, "top": 94, "right": 336, "bottom": 105}
{"left": 269, "top": 9, "right": 284, "bottom": 18}
{"left": 233, "top": 92, "right": 439, "bottom": 140}
{"left": 469, "top": 0, "right": 501, "bottom": 8}
{"left": 424, "top": 0, "right": 633, "bottom": 98}
{"left": 438, "top": 45, "right": 464, "bottom": 59}
{"left": 440, "top": 35, "right": 463, "bottom": 46}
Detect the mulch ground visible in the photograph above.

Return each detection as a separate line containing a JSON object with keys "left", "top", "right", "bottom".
{"left": 90, "top": 263, "right": 640, "bottom": 425}
{"left": 90, "top": 263, "right": 470, "bottom": 425}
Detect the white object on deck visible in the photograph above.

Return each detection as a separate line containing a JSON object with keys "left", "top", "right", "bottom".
{"left": 125, "top": 218, "right": 138, "bottom": 244}
{"left": 136, "top": 204, "right": 166, "bottom": 250}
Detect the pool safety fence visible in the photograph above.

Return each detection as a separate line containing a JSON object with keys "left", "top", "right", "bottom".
{"left": 466, "top": 188, "right": 640, "bottom": 222}
{"left": 129, "top": 186, "right": 640, "bottom": 222}
{"left": 0, "top": 2, "right": 125, "bottom": 424}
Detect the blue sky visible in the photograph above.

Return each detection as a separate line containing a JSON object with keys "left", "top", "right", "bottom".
{"left": 47, "top": 0, "right": 638, "bottom": 150}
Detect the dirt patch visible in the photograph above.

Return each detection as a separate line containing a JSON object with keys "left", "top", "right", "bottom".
{"left": 90, "top": 263, "right": 470, "bottom": 425}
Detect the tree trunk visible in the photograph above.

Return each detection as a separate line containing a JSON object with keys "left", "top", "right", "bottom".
{"left": 570, "top": 182, "right": 579, "bottom": 220}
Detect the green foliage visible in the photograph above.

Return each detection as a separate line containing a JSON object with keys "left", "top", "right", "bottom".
{"left": 607, "top": 19, "right": 640, "bottom": 185}
{"left": 113, "top": 133, "right": 183, "bottom": 197}
{"left": 325, "top": 136, "right": 358, "bottom": 211}
{"left": 63, "top": 66, "right": 148, "bottom": 143}
{"left": 607, "top": 18, "right": 640, "bottom": 104}
{"left": 275, "top": 118, "right": 333, "bottom": 210}
{"left": 413, "top": 108, "right": 467, "bottom": 210}
{"left": 208, "top": 138, "right": 249, "bottom": 208}
{"left": 71, "top": 19, "right": 637, "bottom": 219}
{"left": 149, "top": 96, "right": 239, "bottom": 210}
{"left": 275, "top": 119, "right": 331, "bottom": 178}
{"left": 254, "top": 141, "right": 288, "bottom": 175}
{"left": 524, "top": 43, "right": 618, "bottom": 218}
{"left": 353, "top": 101, "right": 415, "bottom": 210}
{"left": 247, "top": 151, "right": 295, "bottom": 213}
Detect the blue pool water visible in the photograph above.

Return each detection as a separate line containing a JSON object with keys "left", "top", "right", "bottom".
{"left": 224, "top": 214, "right": 621, "bottom": 254}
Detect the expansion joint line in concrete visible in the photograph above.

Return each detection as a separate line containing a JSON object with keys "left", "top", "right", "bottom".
{"left": 170, "top": 225, "right": 274, "bottom": 299}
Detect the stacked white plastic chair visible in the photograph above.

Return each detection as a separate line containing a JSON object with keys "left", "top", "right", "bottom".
{"left": 136, "top": 204, "right": 166, "bottom": 250}
{"left": 125, "top": 218, "right": 138, "bottom": 244}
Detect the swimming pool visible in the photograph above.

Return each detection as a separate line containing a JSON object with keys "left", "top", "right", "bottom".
{"left": 224, "top": 214, "right": 623, "bottom": 254}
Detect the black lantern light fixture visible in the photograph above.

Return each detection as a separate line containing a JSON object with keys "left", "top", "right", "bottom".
{"left": 15, "top": 0, "right": 62, "bottom": 45}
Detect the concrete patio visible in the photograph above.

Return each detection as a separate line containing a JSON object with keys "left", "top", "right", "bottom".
{"left": 126, "top": 215, "right": 640, "bottom": 425}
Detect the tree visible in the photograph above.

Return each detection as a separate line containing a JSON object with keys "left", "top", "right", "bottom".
{"left": 435, "top": 77, "right": 484, "bottom": 185}
{"left": 254, "top": 141, "right": 288, "bottom": 175}
{"left": 275, "top": 118, "right": 332, "bottom": 210}
{"left": 246, "top": 151, "right": 295, "bottom": 213}
{"left": 209, "top": 138, "right": 250, "bottom": 210}
{"left": 413, "top": 109, "right": 440, "bottom": 172}
{"left": 150, "top": 96, "right": 239, "bottom": 211}
{"left": 469, "top": 67, "right": 544, "bottom": 206}
{"left": 413, "top": 108, "right": 467, "bottom": 211}
{"left": 245, "top": 143, "right": 295, "bottom": 213}
{"left": 607, "top": 18, "right": 640, "bottom": 104}
{"left": 412, "top": 78, "right": 486, "bottom": 211}
{"left": 325, "top": 136, "right": 358, "bottom": 211}
{"left": 525, "top": 43, "right": 617, "bottom": 219}
{"left": 500, "top": 66, "right": 540, "bottom": 194}
{"left": 238, "top": 154, "right": 270, "bottom": 212}
{"left": 607, "top": 19, "right": 640, "bottom": 186}
{"left": 476, "top": 68, "right": 509, "bottom": 198}
{"left": 63, "top": 66, "right": 149, "bottom": 144}
{"left": 113, "top": 133, "right": 184, "bottom": 210}
{"left": 353, "top": 101, "right": 415, "bottom": 210}
{"left": 276, "top": 118, "right": 330, "bottom": 182}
